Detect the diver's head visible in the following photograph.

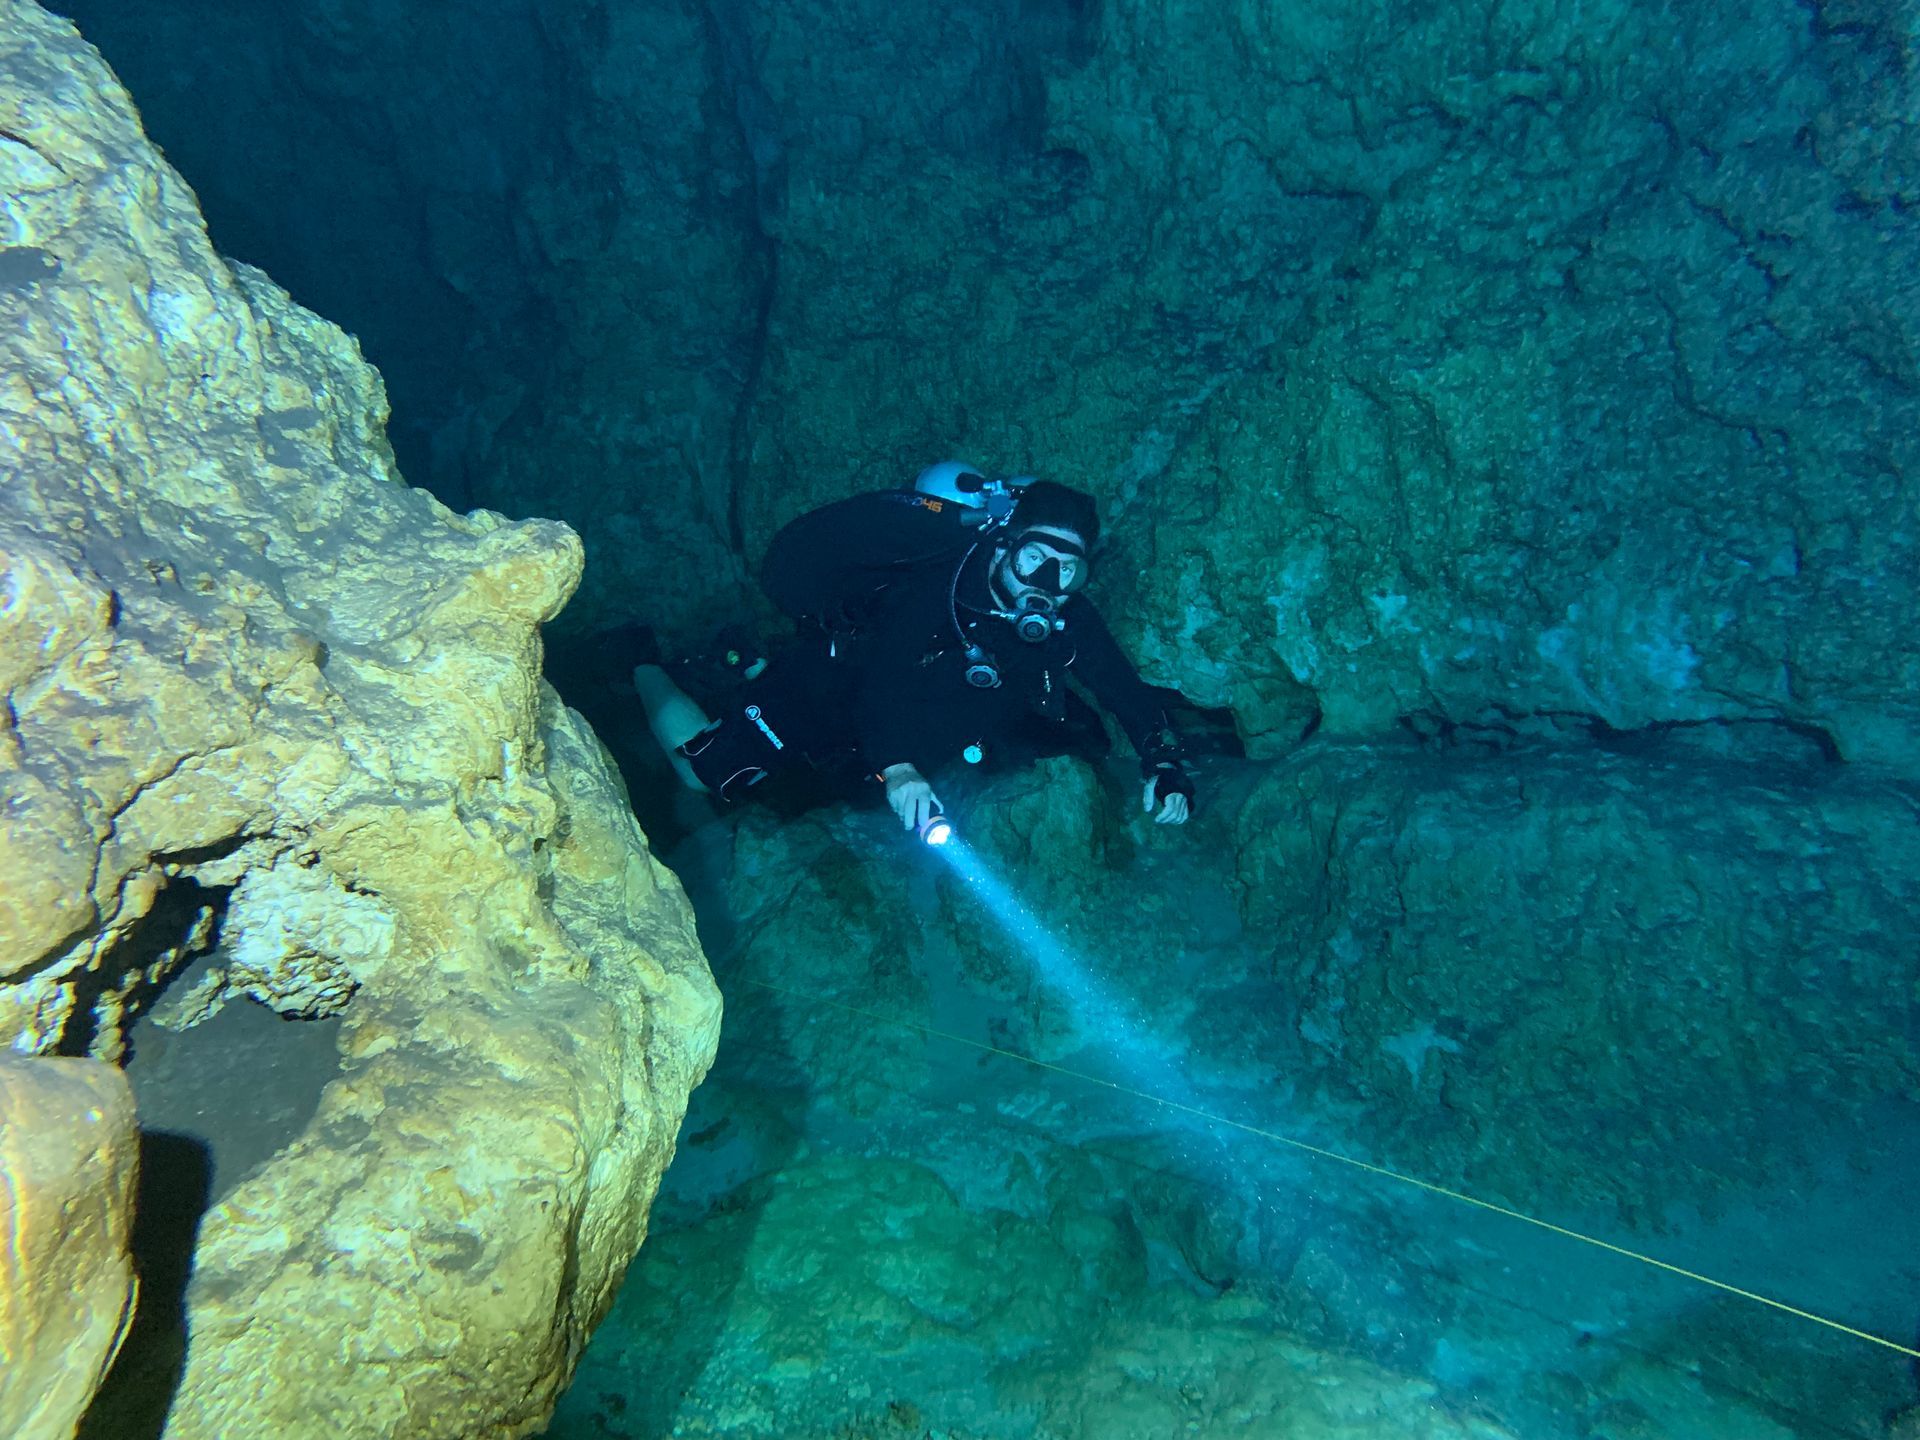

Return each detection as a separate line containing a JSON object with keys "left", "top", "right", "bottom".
{"left": 988, "top": 482, "right": 1098, "bottom": 640}
{"left": 1009, "top": 480, "right": 1100, "bottom": 550}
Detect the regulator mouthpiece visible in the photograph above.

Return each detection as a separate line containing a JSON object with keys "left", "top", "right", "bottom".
{"left": 1011, "top": 592, "right": 1062, "bottom": 644}
{"left": 918, "top": 811, "right": 954, "bottom": 847}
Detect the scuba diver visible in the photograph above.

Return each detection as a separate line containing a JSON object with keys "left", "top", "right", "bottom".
{"left": 632, "top": 462, "right": 1195, "bottom": 832}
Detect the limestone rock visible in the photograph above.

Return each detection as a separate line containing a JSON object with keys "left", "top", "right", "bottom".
{"left": 0, "top": 6, "right": 720, "bottom": 1438}
{"left": 1219, "top": 738, "right": 1920, "bottom": 1209}
{"left": 0, "top": 1055, "right": 139, "bottom": 1440}
{"left": 552, "top": 1151, "right": 1521, "bottom": 1439}
{"left": 713, "top": 737, "right": 1917, "bottom": 1221}
{"left": 53, "top": 0, "right": 766, "bottom": 645}
{"left": 734, "top": 0, "right": 1920, "bottom": 765}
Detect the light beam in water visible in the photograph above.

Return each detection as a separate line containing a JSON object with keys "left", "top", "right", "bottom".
{"left": 917, "top": 821, "right": 1236, "bottom": 1174}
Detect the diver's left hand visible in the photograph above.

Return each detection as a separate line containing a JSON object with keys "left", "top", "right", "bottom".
{"left": 1142, "top": 765, "right": 1193, "bottom": 825}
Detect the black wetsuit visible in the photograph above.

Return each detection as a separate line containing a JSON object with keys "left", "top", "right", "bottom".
{"left": 679, "top": 490, "right": 1183, "bottom": 802}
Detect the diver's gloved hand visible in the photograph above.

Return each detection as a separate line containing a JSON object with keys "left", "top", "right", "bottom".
{"left": 1142, "top": 762, "right": 1193, "bottom": 826}
{"left": 882, "top": 763, "right": 943, "bottom": 832}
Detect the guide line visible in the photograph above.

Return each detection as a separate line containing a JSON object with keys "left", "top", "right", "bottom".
{"left": 740, "top": 976, "right": 1920, "bottom": 1360}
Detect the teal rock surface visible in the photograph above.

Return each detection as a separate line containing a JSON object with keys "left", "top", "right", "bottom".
{"left": 543, "top": 744, "right": 1915, "bottom": 1438}
{"left": 59, "top": 0, "right": 1920, "bottom": 764}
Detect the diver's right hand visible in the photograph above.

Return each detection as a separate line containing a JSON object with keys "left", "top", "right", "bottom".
{"left": 881, "top": 763, "right": 942, "bottom": 831}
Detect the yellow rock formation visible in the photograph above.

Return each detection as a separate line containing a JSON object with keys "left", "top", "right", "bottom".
{"left": 0, "top": 1056, "right": 139, "bottom": 1440}
{"left": 0, "top": 4, "right": 721, "bottom": 1436}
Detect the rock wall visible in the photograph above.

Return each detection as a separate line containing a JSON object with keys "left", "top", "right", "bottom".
{"left": 0, "top": 1056, "right": 139, "bottom": 1440}
{"left": 55, "top": 2, "right": 1916, "bottom": 1424}
{"left": 55, "top": 0, "right": 766, "bottom": 644}
{"left": 736, "top": 0, "right": 1920, "bottom": 764}
{"left": 633, "top": 743, "right": 1917, "bottom": 1433}
{"left": 0, "top": 6, "right": 720, "bottom": 1437}
{"left": 56, "top": 0, "right": 1920, "bottom": 770}
{"left": 714, "top": 742, "right": 1918, "bottom": 1218}
{"left": 558, "top": 1150, "right": 1529, "bottom": 1440}
{"left": 1218, "top": 738, "right": 1920, "bottom": 1209}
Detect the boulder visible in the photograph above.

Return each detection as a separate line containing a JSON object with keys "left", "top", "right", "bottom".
{"left": 0, "top": 6, "right": 720, "bottom": 1437}
{"left": 0, "top": 1056, "right": 139, "bottom": 1440}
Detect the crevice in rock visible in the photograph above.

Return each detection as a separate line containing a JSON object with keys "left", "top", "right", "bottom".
{"left": 57, "top": 864, "right": 347, "bottom": 1193}
{"left": 122, "top": 946, "right": 345, "bottom": 1204}
{"left": 78, "top": 889, "right": 347, "bottom": 1438}
{"left": 1585, "top": 711, "right": 1843, "bottom": 765}
{"left": 150, "top": 834, "right": 255, "bottom": 870}
{"left": 701, "top": 0, "right": 782, "bottom": 563}
{"left": 54, "top": 875, "right": 228, "bottom": 1058}
{"left": 1399, "top": 705, "right": 1843, "bottom": 766}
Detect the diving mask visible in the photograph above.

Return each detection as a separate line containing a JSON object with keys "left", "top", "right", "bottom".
{"left": 1010, "top": 537, "right": 1087, "bottom": 595}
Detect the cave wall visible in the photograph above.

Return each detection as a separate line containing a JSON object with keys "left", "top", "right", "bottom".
{"left": 54, "top": 0, "right": 766, "bottom": 648}
{"left": 40, "top": 0, "right": 1917, "bottom": 1186}
{"left": 20, "top": 2, "right": 1917, "bottom": 1426}
{"left": 660, "top": 742, "right": 1916, "bottom": 1432}
{"left": 45, "top": 0, "right": 576, "bottom": 494}
{"left": 57, "top": 0, "right": 1920, "bottom": 768}
{"left": 1219, "top": 738, "right": 1920, "bottom": 1209}
{"left": 737, "top": 0, "right": 1920, "bottom": 760}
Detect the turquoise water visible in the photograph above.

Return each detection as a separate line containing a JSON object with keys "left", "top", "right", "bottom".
{"left": 543, "top": 755, "right": 1919, "bottom": 1440}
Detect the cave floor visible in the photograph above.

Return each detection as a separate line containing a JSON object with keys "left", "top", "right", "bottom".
{"left": 544, "top": 762, "right": 1918, "bottom": 1440}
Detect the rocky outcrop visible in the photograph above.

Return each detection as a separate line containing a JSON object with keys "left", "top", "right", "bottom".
{"left": 26, "top": 0, "right": 1919, "bottom": 1423}
{"left": 0, "top": 6, "right": 720, "bottom": 1437}
{"left": 1217, "top": 737, "right": 1920, "bottom": 1209}
{"left": 736, "top": 0, "right": 1920, "bottom": 765}
{"left": 552, "top": 1151, "right": 1525, "bottom": 1440}
{"left": 54, "top": 0, "right": 766, "bottom": 644}
{"left": 1086, "top": 4, "right": 1919, "bottom": 762}
{"left": 590, "top": 735, "right": 1917, "bottom": 1433}
{"left": 720, "top": 743, "right": 1918, "bottom": 1219}
{"left": 0, "top": 1056, "right": 139, "bottom": 1440}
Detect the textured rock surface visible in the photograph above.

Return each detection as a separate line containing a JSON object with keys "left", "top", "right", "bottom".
{"left": 60, "top": 0, "right": 1920, "bottom": 768}
{"left": 716, "top": 744, "right": 1919, "bottom": 1218}
{"left": 1084, "top": 3, "right": 1920, "bottom": 762}
{"left": 549, "top": 1152, "right": 1522, "bottom": 1440}
{"left": 0, "top": 1055, "right": 139, "bottom": 1440}
{"left": 1216, "top": 738, "right": 1920, "bottom": 1210}
{"left": 732, "top": 0, "right": 1920, "bottom": 764}
{"left": 38, "top": 0, "right": 1920, "bottom": 1430}
{"left": 55, "top": 0, "right": 764, "bottom": 644}
{"left": 542, "top": 744, "right": 1914, "bottom": 1438}
{"left": 59, "top": 0, "right": 1920, "bottom": 766}
{"left": 0, "top": 7, "right": 720, "bottom": 1438}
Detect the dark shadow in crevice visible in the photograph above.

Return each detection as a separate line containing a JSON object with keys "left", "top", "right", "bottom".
{"left": 73, "top": 871, "right": 346, "bottom": 1435}
{"left": 1586, "top": 711, "right": 1843, "bottom": 765}
{"left": 76, "top": 1129, "right": 211, "bottom": 1440}
{"left": 1399, "top": 704, "right": 1843, "bottom": 767}
{"left": 124, "top": 992, "right": 344, "bottom": 1206}
{"left": 55, "top": 877, "right": 230, "bottom": 1058}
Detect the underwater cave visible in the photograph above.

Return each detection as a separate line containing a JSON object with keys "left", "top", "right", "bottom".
{"left": 5, "top": 0, "right": 1920, "bottom": 1437}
